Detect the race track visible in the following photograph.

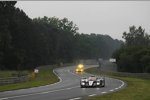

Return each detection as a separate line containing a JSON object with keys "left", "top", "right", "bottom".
{"left": 0, "top": 64, "right": 126, "bottom": 100}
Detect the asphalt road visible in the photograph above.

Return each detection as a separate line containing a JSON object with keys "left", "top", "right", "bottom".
{"left": 0, "top": 64, "right": 126, "bottom": 100}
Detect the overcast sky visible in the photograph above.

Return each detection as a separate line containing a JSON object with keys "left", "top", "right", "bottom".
{"left": 16, "top": 1, "right": 150, "bottom": 40}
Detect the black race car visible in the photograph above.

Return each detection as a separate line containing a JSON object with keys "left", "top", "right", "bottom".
{"left": 80, "top": 76, "right": 105, "bottom": 88}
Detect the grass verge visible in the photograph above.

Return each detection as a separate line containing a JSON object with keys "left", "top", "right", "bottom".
{"left": 0, "top": 70, "right": 29, "bottom": 78}
{"left": 84, "top": 67, "right": 150, "bottom": 100}
{"left": 0, "top": 66, "right": 59, "bottom": 92}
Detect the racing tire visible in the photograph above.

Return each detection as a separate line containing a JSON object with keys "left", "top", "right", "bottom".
{"left": 80, "top": 85, "right": 85, "bottom": 88}
{"left": 102, "top": 80, "right": 105, "bottom": 87}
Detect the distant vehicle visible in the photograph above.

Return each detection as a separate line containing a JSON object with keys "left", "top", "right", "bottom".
{"left": 76, "top": 64, "right": 84, "bottom": 72}
{"left": 80, "top": 76, "right": 105, "bottom": 88}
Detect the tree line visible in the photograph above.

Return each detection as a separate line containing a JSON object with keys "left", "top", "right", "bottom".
{"left": 113, "top": 26, "right": 150, "bottom": 73}
{"left": 0, "top": 1, "right": 122, "bottom": 70}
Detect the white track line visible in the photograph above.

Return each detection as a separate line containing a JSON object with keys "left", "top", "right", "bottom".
{"left": 69, "top": 97, "right": 81, "bottom": 100}
{"left": 52, "top": 69, "right": 63, "bottom": 83}
{"left": 109, "top": 89, "right": 114, "bottom": 92}
{"left": 115, "top": 88, "right": 119, "bottom": 90}
{"left": 101, "top": 92, "right": 107, "bottom": 94}
{"left": 1, "top": 67, "right": 125, "bottom": 100}
{"left": 0, "top": 69, "right": 79, "bottom": 100}
{"left": 118, "top": 80, "right": 125, "bottom": 89}
{"left": 88, "top": 94, "right": 97, "bottom": 97}
{"left": 0, "top": 86, "right": 79, "bottom": 100}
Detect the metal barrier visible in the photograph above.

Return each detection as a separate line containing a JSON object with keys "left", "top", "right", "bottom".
{"left": 0, "top": 76, "right": 29, "bottom": 85}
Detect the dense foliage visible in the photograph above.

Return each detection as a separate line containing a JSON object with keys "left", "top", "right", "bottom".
{"left": 113, "top": 26, "right": 150, "bottom": 73}
{"left": 0, "top": 1, "right": 122, "bottom": 70}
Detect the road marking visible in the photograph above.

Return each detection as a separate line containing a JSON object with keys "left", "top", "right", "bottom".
{"left": 40, "top": 91, "right": 50, "bottom": 94}
{"left": 0, "top": 86, "right": 79, "bottom": 100}
{"left": 113, "top": 78, "right": 125, "bottom": 90}
{"left": 101, "top": 92, "right": 107, "bottom": 94}
{"left": 0, "top": 66, "right": 126, "bottom": 100}
{"left": 67, "top": 88, "right": 71, "bottom": 90}
{"left": 69, "top": 97, "right": 81, "bottom": 100}
{"left": 88, "top": 94, "right": 97, "bottom": 97}
{"left": 115, "top": 88, "right": 119, "bottom": 90}
{"left": 109, "top": 89, "right": 114, "bottom": 92}
{"left": 53, "top": 69, "right": 63, "bottom": 83}
{"left": 118, "top": 81, "right": 124, "bottom": 89}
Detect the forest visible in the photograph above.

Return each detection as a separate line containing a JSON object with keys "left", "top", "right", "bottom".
{"left": 0, "top": 1, "right": 122, "bottom": 70}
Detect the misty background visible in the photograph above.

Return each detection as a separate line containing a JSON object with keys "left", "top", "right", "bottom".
{"left": 1, "top": 1, "right": 150, "bottom": 73}
{"left": 16, "top": 1, "right": 150, "bottom": 40}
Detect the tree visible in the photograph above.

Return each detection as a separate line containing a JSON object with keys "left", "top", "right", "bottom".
{"left": 122, "top": 26, "right": 150, "bottom": 46}
{"left": 113, "top": 26, "right": 150, "bottom": 73}
{"left": 0, "top": 1, "right": 122, "bottom": 70}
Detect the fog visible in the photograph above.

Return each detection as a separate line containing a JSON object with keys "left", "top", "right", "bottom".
{"left": 16, "top": 1, "right": 150, "bottom": 40}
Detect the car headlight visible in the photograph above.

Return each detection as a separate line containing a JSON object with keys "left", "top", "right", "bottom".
{"left": 81, "top": 82, "right": 85, "bottom": 85}
{"left": 97, "top": 82, "right": 100, "bottom": 85}
{"left": 78, "top": 64, "right": 84, "bottom": 68}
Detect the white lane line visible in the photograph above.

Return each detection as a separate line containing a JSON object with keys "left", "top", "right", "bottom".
{"left": 115, "top": 88, "right": 119, "bottom": 90}
{"left": 69, "top": 97, "right": 81, "bottom": 100}
{"left": 101, "top": 92, "right": 107, "bottom": 94}
{"left": 88, "top": 94, "right": 97, "bottom": 97}
{"left": 118, "top": 86, "right": 121, "bottom": 89}
{"left": 113, "top": 78, "right": 125, "bottom": 90}
{"left": 0, "top": 86, "right": 80, "bottom": 100}
{"left": 118, "top": 80, "right": 125, "bottom": 89}
{"left": 52, "top": 69, "right": 63, "bottom": 83}
{"left": 67, "top": 88, "right": 71, "bottom": 90}
{"left": 109, "top": 89, "right": 114, "bottom": 92}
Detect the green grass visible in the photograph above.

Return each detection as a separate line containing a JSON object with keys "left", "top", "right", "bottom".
{"left": 0, "top": 70, "right": 29, "bottom": 78}
{"left": 0, "top": 67, "right": 59, "bottom": 92}
{"left": 84, "top": 68, "right": 150, "bottom": 100}
{"left": 0, "top": 70, "right": 17, "bottom": 78}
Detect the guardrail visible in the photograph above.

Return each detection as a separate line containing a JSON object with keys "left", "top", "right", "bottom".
{"left": 0, "top": 76, "right": 29, "bottom": 85}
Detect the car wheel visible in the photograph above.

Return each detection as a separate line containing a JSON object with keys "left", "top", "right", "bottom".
{"left": 102, "top": 81, "right": 105, "bottom": 87}
{"left": 81, "top": 85, "right": 84, "bottom": 88}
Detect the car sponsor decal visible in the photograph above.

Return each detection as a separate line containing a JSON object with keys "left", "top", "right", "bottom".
{"left": 89, "top": 81, "right": 93, "bottom": 86}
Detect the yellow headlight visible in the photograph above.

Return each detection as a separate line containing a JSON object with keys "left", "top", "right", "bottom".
{"left": 76, "top": 69, "right": 79, "bottom": 72}
{"left": 80, "top": 69, "right": 83, "bottom": 72}
{"left": 78, "top": 64, "right": 84, "bottom": 68}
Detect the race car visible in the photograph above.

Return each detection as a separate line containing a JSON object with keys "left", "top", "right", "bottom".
{"left": 75, "top": 64, "right": 84, "bottom": 72}
{"left": 80, "top": 76, "right": 105, "bottom": 88}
